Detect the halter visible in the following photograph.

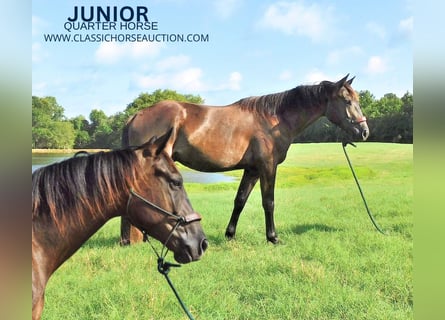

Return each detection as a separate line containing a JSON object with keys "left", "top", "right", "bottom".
{"left": 126, "top": 188, "right": 202, "bottom": 320}
{"left": 126, "top": 188, "right": 202, "bottom": 258}
{"left": 354, "top": 116, "right": 367, "bottom": 124}
{"left": 346, "top": 116, "right": 367, "bottom": 125}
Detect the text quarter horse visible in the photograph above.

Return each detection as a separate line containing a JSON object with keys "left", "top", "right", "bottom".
{"left": 32, "top": 132, "right": 208, "bottom": 320}
{"left": 120, "top": 74, "right": 369, "bottom": 245}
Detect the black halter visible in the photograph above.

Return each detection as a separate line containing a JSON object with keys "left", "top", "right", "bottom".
{"left": 126, "top": 188, "right": 201, "bottom": 320}
{"left": 126, "top": 188, "right": 202, "bottom": 258}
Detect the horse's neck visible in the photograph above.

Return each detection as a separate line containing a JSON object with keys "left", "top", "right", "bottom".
{"left": 48, "top": 203, "right": 124, "bottom": 272}
{"left": 279, "top": 101, "right": 326, "bottom": 138}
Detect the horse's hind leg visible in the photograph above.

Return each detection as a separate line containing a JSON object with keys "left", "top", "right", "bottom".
{"left": 225, "top": 169, "right": 259, "bottom": 240}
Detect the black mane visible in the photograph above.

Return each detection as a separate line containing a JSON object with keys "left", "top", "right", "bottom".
{"left": 32, "top": 148, "right": 143, "bottom": 233}
{"left": 235, "top": 83, "right": 330, "bottom": 116}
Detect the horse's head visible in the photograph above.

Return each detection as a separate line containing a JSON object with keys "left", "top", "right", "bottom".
{"left": 324, "top": 74, "right": 369, "bottom": 141}
{"left": 127, "top": 130, "right": 208, "bottom": 264}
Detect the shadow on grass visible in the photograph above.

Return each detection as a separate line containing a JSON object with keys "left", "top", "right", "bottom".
{"left": 291, "top": 223, "right": 341, "bottom": 235}
{"left": 206, "top": 233, "right": 230, "bottom": 246}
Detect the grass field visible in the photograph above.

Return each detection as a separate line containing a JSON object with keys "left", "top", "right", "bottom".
{"left": 41, "top": 142, "right": 413, "bottom": 320}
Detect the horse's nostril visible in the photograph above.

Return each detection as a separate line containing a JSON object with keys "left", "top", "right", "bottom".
{"left": 201, "top": 238, "right": 209, "bottom": 252}
{"left": 362, "top": 129, "right": 369, "bottom": 141}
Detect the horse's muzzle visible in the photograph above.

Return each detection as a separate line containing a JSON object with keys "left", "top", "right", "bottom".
{"left": 174, "top": 237, "right": 208, "bottom": 264}
{"left": 359, "top": 121, "right": 369, "bottom": 141}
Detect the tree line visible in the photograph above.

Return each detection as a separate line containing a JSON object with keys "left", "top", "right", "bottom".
{"left": 32, "top": 89, "right": 413, "bottom": 149}
{"left": 32, "top": 89, "right": 204, "bottom": 149}
{"left": 294, "top": 90, "right": 413, "bottom": 143}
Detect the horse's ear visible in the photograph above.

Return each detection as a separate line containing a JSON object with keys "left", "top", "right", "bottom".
{"left": 336, "top": 74, "right": 349, "bottom": 87}
{"left": 346, "top": 76, "right": 355, "bottom": 85}
{"left": 143, "top": 128, "right": 173, "bottom": 157}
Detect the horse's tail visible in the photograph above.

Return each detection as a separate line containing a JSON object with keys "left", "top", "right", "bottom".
{"left": 122, "top": 113, "right": 137, "bottom": 148}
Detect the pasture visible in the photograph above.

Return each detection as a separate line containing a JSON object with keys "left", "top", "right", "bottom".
{"left": 41, "top": 142, "right": 412, "bottom": 320}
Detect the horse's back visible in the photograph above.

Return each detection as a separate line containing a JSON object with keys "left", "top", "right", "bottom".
{"left": 125, "top": 100, "right": 262, "bottom": 171}
{"left": 125, "top": 100, "right": 187, "bottom": 146}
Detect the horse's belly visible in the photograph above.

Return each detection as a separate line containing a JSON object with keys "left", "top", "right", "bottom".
{"left": 173, "top": 138, "right": 247, "bottom": 172}
{"left": 174, "top": 107, "right": 256, "bottom": 171}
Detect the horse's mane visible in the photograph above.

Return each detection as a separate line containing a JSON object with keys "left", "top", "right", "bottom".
{"left": 235, "top": 83, "right": 329, "bottom": 116}
{"left": 235, "top": 81, "right": 358, "bottom": 116}
{"left": 32, "top": 148, "right": 145, "bottom": 234}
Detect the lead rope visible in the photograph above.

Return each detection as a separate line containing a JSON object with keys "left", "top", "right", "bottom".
{"left": 127, "top": 190, "right": 196, "bottom": 319}
{"left": 142, "top": 228, "right": 196, "bottom": 320}
{"left": 342, "top": 141, "right": 387, "bottom": 235}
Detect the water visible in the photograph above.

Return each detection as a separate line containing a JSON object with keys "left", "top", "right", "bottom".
{"left": 32, "top": 153, "right": 237, "bottom": 184}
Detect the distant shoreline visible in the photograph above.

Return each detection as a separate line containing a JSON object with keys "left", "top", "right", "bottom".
{"left": 32, "top": 149, "right": 110, "bottom": 154}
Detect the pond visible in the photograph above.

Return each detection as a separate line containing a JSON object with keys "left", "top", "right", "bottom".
{"left": 32, "top": 153, "right": 237, "bottom": 184}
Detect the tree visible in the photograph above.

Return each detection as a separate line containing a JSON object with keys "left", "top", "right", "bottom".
{"left": 32, "top": 127, "right": 53, "bottom": 148}
{"left": 362, "top": 92, "right": 412, "bottom": 143}
{"left": 399, "top": 91, "right": 413, "bottom": 142}
{"left": 378, "top": 93, "right": 403, "bottom": 116}
{"left": 401, "top": 91, "right": 413, "bottom": 116}
{"left": 359, "top": 90, "right": 377, "bottom": 117}
{"left": 70, "top": 115, "right": 91, "bottom": 148}
{"left": 88, "top": 109, "right": 112, "bottom": 148}
{"left": 32, "top": 96, "right": 65, "bottom": 127}
{"left": 107, "top": 112, "right": 130, "bottom": 149}
{"left": 32, "top": 96, "right": 75, "bottom": 148}
{"left": 295, "top": 90, "right": 413, "bottom": 143}
{"left": 50, "top": 122, "right": 76, "bottom": 149}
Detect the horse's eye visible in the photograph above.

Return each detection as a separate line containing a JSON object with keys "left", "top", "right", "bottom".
{"left": 170, "top": 179, "right": 182, "bottom": 188}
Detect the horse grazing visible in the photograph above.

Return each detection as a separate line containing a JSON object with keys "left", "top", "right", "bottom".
{"left": 120, "top": 74, "right": 369, "bottom": 245}
{"left": 32, "top": 132, "right": 208, "bottom": 320}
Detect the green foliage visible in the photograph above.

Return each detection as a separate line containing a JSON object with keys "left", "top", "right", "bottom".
{"left": 32, "top": 96, "right": 75, "bottom": 148}
{"left": 87, "top": 109, "right": 112, "bottom": 148}
{"left": 125, "top": 89, "right": 204, "bottom": 115}
{"left": 50, "top": 122, "right": 76, "bottom": 149}
{"left": 365, "top": 91, "right": 413, "bottom": 143}
{"left": 32, "top": 96, "right": 64, "bottom": 126}
{"left": 106, "top": 112, "right": 130, "bottom": 149}
{"left": 32, "top": 90, "right": 204, "bottom": 149}
{"left": 41, "top": 143, "right": 413, "bottom": 320}
{"left": 358, "top": 90, "right": 376, "bottom": 113}
{"left": 70, "top": 115, "right": 91, "bottom": 148}
{"left": 295, "top": 91, "right": 413, "bottom": 144}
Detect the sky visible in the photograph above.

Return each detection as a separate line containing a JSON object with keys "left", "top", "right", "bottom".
{"left": 32, "top": 0, "right": 413, "bottom": 119}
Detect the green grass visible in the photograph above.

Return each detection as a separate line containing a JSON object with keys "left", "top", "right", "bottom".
{"left": 42, "top": 142, "right": 413, "bottom": 320}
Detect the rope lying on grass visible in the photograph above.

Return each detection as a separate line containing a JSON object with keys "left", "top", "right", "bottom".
{"left": 342, "top": 141, "right": 387, "bottom": 235}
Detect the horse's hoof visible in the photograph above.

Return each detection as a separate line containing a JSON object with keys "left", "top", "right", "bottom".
{"left": 225, "top": 230, "right": 235, "bottom": 240}
{"left": 119, "top": 239, "right": 131, "bottom": 246}
{"left": 267, "top": 236, "right": 279, "bottom": 244}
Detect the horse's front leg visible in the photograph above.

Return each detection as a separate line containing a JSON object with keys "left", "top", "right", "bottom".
{"left": 225, "top": 169, "right": 259, "bottom": 240}
{"left": 120, "top": 217, "right": 146, "bottom": 245}
{"left": 260, "top": 167, "right": 278, "bottom": 244}
{"left": 32, "top": 258, "right": 48, "bottom": 320}
{"left": 32, "top": 291, "right": 44, "bottom": 320}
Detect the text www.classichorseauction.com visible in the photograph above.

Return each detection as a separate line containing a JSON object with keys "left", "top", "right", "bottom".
{"left": 42, "top": 5, "right": 210, "bottom": 43}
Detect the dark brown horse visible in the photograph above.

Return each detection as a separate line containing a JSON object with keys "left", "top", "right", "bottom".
{"left": 32, "top": 132, "right": 208, "bottom": 320}
{"left": 120, "top": 74, "right": 369, "bottom": 245}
